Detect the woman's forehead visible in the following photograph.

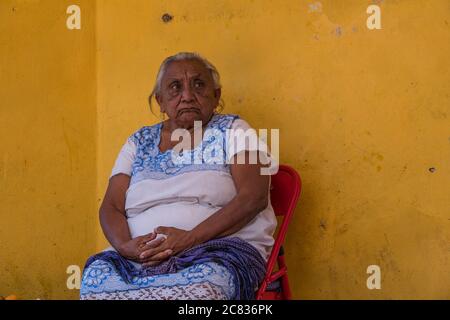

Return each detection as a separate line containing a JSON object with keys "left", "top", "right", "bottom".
{"left": 164, "top": 59, "right": 210, "bottom": 80}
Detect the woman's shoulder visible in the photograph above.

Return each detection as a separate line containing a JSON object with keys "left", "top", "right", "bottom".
{"left": 128, "top": 122, "right": 162, "bottom": 146}
{"left": 213, "top": 113, "right": 255, "bottom": 131}
{"left": 210, "top": 113, "right": 253, "bottom": 131}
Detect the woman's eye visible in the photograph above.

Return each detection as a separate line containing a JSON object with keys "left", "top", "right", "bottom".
{"left": 194, "top": 81, "right": 204, "bottom": 88}
{"left": 170, "top": 83, "right": 180, "bottom": 90}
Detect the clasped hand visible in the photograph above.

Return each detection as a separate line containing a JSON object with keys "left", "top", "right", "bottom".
{"left": 118, "top": 227, "right": 196, "bottom": 268}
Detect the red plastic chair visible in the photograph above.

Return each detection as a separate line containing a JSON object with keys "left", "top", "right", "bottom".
{"left": 256, "top": 164, "right": 302, "bottom": 300}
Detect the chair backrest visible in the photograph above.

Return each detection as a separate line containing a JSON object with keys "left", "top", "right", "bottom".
{"left": 266, "top": 164, "right": 301, "bottom": 271}
{"left": 270, "top": 165, "right": 301, "bottom": 218}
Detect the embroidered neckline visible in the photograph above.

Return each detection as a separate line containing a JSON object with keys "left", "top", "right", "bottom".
{"left": 129, "top": 113, "right": 239, "bottom": 183}
{"left": 154, "top": 113, "right": 218, "bottom": 156}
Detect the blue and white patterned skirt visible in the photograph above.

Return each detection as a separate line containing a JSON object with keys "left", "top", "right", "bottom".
{"left": 80, "top": 258, "right": 235, "bottom": 300}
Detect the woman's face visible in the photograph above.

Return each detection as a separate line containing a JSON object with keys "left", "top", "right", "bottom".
{"left": 156, "top": 59, "right": 221, "bottom": 130}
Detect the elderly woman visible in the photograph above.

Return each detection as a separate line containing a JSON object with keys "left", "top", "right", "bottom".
{"left": 80, "top": 52, "right": 277, "bottom": 300}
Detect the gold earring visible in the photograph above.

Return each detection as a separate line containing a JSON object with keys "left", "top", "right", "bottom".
{"left": 159, "top": 112, "right": 165, "bottom": 120}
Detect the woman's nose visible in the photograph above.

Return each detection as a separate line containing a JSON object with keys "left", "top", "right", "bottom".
{"left": 181, "top": 85, "right": 195, "bottom": 102}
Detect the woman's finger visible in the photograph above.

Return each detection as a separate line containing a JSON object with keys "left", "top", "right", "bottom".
{"left": 144, "top": 249, "right": 173, "bottom": 262}
{"left": 139, "top": 236, "right": 166, "bottom": 253}
{"left": 141, "top": 249, "right": 173, "bottom": 267}
{"left": 138, "top": 233, "right": 157, "bottom": 248}
{"left": 139, "top": 241, "right": 169, "bottom": 260}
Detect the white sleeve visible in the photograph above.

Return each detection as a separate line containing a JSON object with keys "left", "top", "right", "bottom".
{"left": 110, "top": 137, "right": 137, "bottom": 178}
{"left": 226, "top": 118, "right": 260, "bottom": 160}
{"left": 226, "top": 118, "right": 278, "bottom": 174}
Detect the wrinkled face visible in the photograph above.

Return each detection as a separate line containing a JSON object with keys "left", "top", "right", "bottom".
{"left": 156, "top": 59, "right": 221, "bottom": 130}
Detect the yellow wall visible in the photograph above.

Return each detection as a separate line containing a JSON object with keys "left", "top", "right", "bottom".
{"left": 96, "top": 0, "right": 449, "bottom": 299}
{"left": 1, "top": 0, "right": 449, "bottom": 299}
{"left": 0, "top": 0, "right": 97, "bottom": 299}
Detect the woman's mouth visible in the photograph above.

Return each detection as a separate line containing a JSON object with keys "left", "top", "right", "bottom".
{"left": 178, "top": 108, "right": 200, "bottom": 116}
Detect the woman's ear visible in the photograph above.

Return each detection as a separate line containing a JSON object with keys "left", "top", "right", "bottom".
{"left": 155, "top": 93, "right": 163, "bottom": 109}
{"left": 214, "top": 88, "right": 221, "bottom": 101}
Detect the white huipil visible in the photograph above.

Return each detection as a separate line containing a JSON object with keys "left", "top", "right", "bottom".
{"left": 107, "top": 114, "right": 277, "bottom": 264}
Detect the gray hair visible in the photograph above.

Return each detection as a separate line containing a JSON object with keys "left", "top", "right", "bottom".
{"left": 148, "top": 52, "right": 224, "bottom": 117}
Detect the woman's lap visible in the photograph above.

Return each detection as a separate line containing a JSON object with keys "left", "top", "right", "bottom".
{"left": 80, "top": 258, "right": 235, "bottom": 300}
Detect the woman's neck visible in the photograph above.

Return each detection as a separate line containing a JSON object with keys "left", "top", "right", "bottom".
{"left": 162, "top": 113, "right": 215, "bottom": 134}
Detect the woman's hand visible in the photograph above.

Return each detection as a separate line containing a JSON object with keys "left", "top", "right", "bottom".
{"left": 118, "top": 232, "right": 169, "bottom": 263}
{"left": 140, "top": 227, "right": 197, "bottom": 268}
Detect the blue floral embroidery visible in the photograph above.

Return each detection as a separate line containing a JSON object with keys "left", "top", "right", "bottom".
{"left": 129, "top": 114, "right": 239, "bottom": 184}
{"left": 181, "top": 263, "right": 214, "bottom": 280}
{"left": 82, "top": 261, "right": 112, "bottom": 288}
{"left": 80, "top": 261, "right": 235, "bottom": 298}
{"left": 131, "top": 275, "right": 156, "bottom": 286}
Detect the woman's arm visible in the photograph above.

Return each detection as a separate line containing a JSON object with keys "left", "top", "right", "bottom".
{"left": 99, "top": 174, "right": 133, "bottom": 250}
{"left": 100, "top": 173, "right": 169, "bottom": 262}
